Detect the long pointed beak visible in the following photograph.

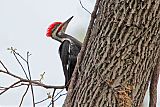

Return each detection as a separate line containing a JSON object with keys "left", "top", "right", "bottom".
{"left": 63, "top": 16, "right": 73, "bottom": 25}
{"left": 60, "top": 16, "right": 73, "bottom": 33}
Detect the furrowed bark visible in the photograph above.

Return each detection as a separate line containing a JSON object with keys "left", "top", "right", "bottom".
{"left": 64, "top": 0, "right": 160, "bottom": 106}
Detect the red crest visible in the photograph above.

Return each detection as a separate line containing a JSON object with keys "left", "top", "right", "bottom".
{"left": 46, "top": 22, "right": 62, "bottom": 37}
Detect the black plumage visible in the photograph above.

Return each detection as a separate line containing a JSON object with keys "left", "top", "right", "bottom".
{"left": 58, "top": 36, "right": 81, "bottom": 90}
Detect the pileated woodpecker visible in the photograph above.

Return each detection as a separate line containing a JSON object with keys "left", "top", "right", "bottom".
{"left": 46, "top": 16, "right": 82, "bottom": 90}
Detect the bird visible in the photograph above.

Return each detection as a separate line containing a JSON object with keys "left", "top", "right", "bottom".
{"left": 46, "top": 16, "right": 82, "bottom": 90}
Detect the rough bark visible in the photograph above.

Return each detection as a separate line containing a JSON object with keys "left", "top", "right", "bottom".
{"left": 64, "top": 0, "right": 160, "bottom": 107}
{"left": 149, "top": 61, "right": 160, "bottom": 107}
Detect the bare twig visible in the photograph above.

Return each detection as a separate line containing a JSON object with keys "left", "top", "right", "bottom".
{"left": 8, "top": 47, "right": 27, "bottom": 62}
{"left": 0, "top": 80, "right": 21, "bottom": 95}
{"left": 0, "top": 83, "right": 24, "bottom": 90}
{"left": 53, "top": 89, "right": 64, "bottom": 99}
{"left": 1, "top": 48, "right": 66, "bottom": 106}
{"left": 48, "top": 89, "right": 65, "bottom": 107}
{"left": 40, "top": 72, "right": 45, "bottom": 83}
{"left": 0, "top": 69, "right": 65, "bottom": 89}
{"left": 0, "top": 68, "right": 65, "bottom": 106}
{"left": 10, "top": 48, "right": 29, "bottom": 79}
{"left": 13, "top": 52, "right": 29, "bottom": 79}
{"left": 26, "top": 52, "right": 35, "bottom": 107}
{"left": 54, "top": 93, "right": 67, "bottom": 102}
{"left": 35, "top": 97, "right": 49, "bottom": 105}
{"left": 79, "top": 0, "right": 91, "bottom": 14}
{"left": 0, "top": 60, "right": 9, "bottom": 73}
{"left": 52, "top": 89, "right": 56, "bottom": 107}
{"left": 19, "top": 85, "right": 29, "bottom": 107}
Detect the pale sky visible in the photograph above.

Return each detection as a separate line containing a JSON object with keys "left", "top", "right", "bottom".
{"left": 0, "top": 0, "right": 159, "bottom": 107}
{"left": 0, "top": 0, "right": 95, "bottom": 106}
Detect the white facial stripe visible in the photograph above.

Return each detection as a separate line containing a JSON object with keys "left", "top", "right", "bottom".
{"left": 52, "top": 24, "right": 61, "bottom": 33}
{"left": 51, "top": 24, "right": 61, "bottom": 38}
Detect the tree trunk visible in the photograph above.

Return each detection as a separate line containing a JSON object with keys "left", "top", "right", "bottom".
{"left": 64, "top": 0, "right": 160, "bottom": 106}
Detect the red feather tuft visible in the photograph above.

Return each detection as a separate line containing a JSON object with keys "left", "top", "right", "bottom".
{"left": 46, "top": 22, "right": 62, "bottom": 37}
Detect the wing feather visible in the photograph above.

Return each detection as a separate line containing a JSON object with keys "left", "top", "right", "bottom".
{"left": 59, "top": 40, "right": 70, "bottom": 86}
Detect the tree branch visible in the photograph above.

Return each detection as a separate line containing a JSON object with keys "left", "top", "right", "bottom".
{"left": 0, "top": 60, "right": 9, "bottom": 73}
{"left": 35, "top": 97, "right": 49, "bottom": 105}
{"left": 12, "top": 50, "right": 29, "bottom": 79}
{"left": 26, "top": 52, "right": 35, "bottom": 107}
{"left": 0, "top": 69, "right": 65, "bottom": 89}
{"left": 79, "top": 0, "right": 91, "bottom": 14}
{"left": 19, "top": 85, "right": 29, "bottom": 107}
{"left": 0, "top": 80, "right": 22, "bottom": 95}
{"left": 52, "top": 89, "right": 56, "bottom": 107}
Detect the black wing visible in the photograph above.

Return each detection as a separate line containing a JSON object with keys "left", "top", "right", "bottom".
{"left": 59, "top": 40, "right": 70, "bottom": 87}
{"left": 59, "top": 40, "right": 81, "bottom": 90}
